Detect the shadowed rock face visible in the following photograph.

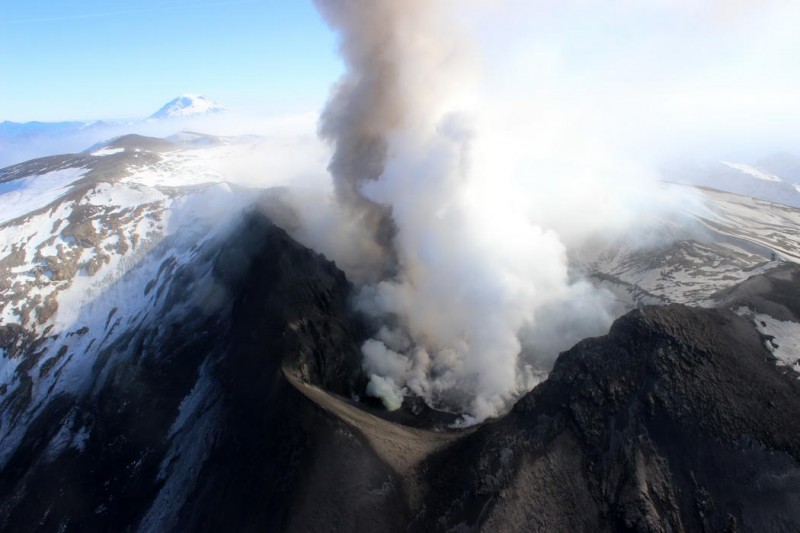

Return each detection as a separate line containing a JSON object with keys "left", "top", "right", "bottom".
{"left": 714, "top": 262, "right": 800, "bottom": 322}
{"left": 0, "top": 210, "right": 799, "bottom": 532}
{"left": 418, "top": 302, "right": 800, "bottom": 532}
{"left": 0, "top": 212, "right": 394, "bottom": 532}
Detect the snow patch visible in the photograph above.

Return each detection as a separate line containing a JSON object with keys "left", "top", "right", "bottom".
{"left": 0, "top": 348, "right": 21, "bottom": 394}
{"left": 754, "top": 313, "right": 800, "bottom": 373}
{"left": 722, "top": 161, "right": 783, "bottom": 182}
{"left": 139, "top": 360, "right": 221, "bottom": 533}
{"left": 91, "top": 147, "right": 125, "bottom": 157}
{"left": 737, "top": 307, "right": 800, "bottom": 377}
{"left": 0, "top": 167, "right": 88, "bottom": 225}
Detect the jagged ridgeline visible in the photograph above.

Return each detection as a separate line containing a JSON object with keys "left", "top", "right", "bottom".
{"left": 0, "top": 132, "right": 799, "bottom": 531}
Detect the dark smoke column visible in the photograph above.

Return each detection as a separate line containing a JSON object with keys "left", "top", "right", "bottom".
{"left": 311, "top": 0, "right": 580, "bottom": 423}
{"left": 313, "top": 0, "right": 431, "bottom": 281}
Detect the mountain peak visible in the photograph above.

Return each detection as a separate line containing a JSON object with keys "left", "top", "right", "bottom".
{"left": 149, "top": 94, "right": 227, "bottom": 119}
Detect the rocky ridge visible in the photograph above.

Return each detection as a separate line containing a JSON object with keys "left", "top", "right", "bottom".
{"left": 0, "top": 211, "right": 798, "bottom": 531}
{"left": 0, "top": 136, "right": 799, "bottom": 531}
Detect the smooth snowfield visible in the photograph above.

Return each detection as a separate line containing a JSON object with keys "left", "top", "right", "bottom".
{"left": 0, "top": 167, "right": 88, "bottom": 224}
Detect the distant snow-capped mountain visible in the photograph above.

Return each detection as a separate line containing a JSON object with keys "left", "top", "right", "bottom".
{"left": 0, "top": 95, "right": 228, "bottom": 167}
{"left": 149, "top": 94, "right": 227, "bottom": 119}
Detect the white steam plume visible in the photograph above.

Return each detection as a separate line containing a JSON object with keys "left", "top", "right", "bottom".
{"left": 311, "top": 0, "right": 800, "bottom": 423}
{"left": 313, "top": 0, "right": 624, "bottom": 423}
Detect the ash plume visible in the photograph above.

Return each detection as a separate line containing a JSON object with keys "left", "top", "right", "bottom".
{"left": 313, "top": 0, "right": 408, "bottom": 281}
{"left": 313, "top": 0, "right": 467, "bottom": 282}
{"left": 311, "top": 0, "right": 637, "bottom": 423}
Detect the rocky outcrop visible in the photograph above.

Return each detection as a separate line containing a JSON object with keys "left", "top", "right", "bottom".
{"left": 713, "top": 262, "right": 800, "bottom": 322}
{"left": 416, "top": 302, "right": 800, "bottom": 531}
{"left": 1, "top": 210, "right": 799, "bottom": 532}
{"left": 0, "top": 212, "right": 376, "bottom": 532}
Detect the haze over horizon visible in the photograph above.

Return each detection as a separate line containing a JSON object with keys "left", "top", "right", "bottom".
{"left": 0, "top": 0, "right": 342, "bottom": 122}
{"left": 1, "top": 0, "right": 799, "bottom": 160}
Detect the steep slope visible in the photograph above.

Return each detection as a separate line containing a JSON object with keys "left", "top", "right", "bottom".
{"left": 663, "top": 158, "right": 800, "bottom": 208}
{"left": 584, "top": 185, "right": 800, "bottom": 309}
{"left": 0, "top": 135, "right": 262, "bottom": 492}
{"left": 416, "top": 284, "right": 800, "bottom": 531}
{"left": 2, "top": 138, "right": 800, "bottom": 531}
{"left": 3, "top": 223, "right": 798, "bottom": 532}
{"left": 0, "top": 210, "right": 388, "bottom": 532}
{"left": 0, "top": 137, "right": 431, "bottom": 531}
{"left": 0, "top": 94, "right": 228, "bottom": 167}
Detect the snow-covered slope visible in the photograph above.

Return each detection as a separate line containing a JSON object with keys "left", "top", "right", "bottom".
{"left": 3, "top": 139, "right": 799, "bottom": 425}
{"left": 149, "top": 95, "right": 227, "bottom": 119}
{"left": 663, "top": 157, "right": 800, "bottom": 208}
{"left": 0, "top": 133, "right": 365, "bottom": 530}
{"left": 0, "top": 133, "right": 290, "bottom": 330}
{"left": 0, "top": 135, "right": 277, "bottom": 466}
{"left": 1, "top": 133, "right": 800, "bottom": 530}
{"left": 0, "top": 95, "right": 228, "bottom": 167}
{"left": 756, "top": 152, "right": 800, "bottom": 185}
{"left": 580, "top": 184, "right": 800, "bottom": 308}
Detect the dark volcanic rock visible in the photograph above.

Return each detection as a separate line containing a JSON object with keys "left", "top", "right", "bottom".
{"left": 416, "top": 303, "right": 800, "bottom": 532}
{"left": 105, "top": 134, "right": 178, "bottom": 153}
{"left": 169, "top": 214, "right": 402, "bottom": 533}
{"left": 1, "top": 208, "right": 800, "bottom": 532}
{"left": 713, "top": 262, "right": 800, "bottom": 322}
{"left": 0, "top": 212, "right": 390, "bottom": 532}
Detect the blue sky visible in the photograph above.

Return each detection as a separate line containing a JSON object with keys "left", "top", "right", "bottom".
{"left": 2, "top": 0, "right": 799, "bottom": 158}
{"left": 0, "top": 0, "right": 342, "bottom": 121}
